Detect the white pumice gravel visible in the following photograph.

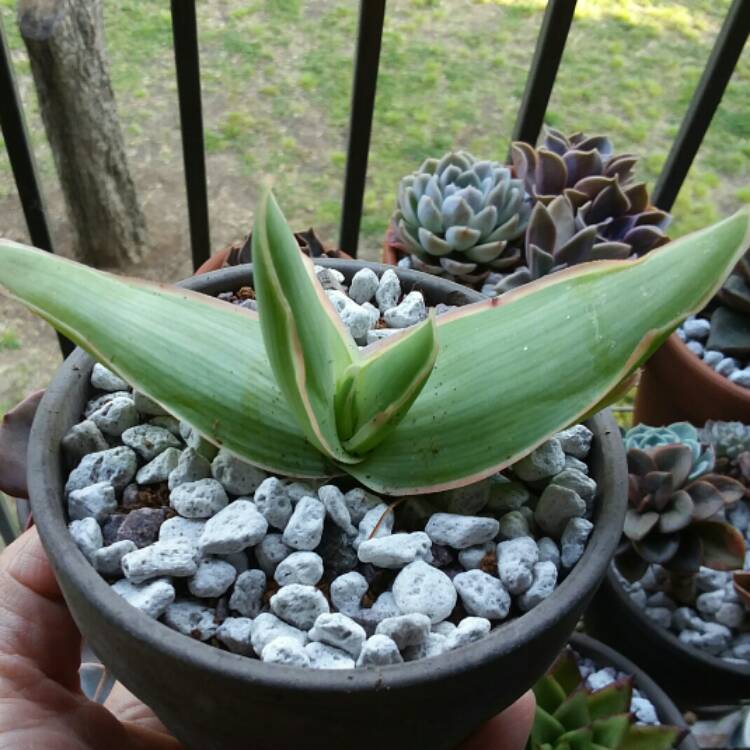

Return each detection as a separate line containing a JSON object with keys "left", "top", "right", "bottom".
{"left": 91, "top": 363, "right": 129, "bottom": 392}
{"left": 67, "top": 290, "right": 599, "bottom": 669}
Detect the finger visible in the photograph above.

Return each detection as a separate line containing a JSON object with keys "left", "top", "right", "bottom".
{"left": 105, "top": 682, "right": 174, "bottom": 736}
{"left": 0, "top": 527, "right": 81, "bottom": 689}
{"left": 461, "top": 690, "right": 536, "bottom": 750}
{"left": 0, "top": 389, "right": 44, "bottom": 499}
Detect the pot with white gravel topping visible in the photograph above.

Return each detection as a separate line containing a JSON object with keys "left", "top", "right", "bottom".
{"left": 6, "top": 197, "right": 750, "bottom": 749}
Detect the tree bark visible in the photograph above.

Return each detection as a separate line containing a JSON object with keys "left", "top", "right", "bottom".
{"left": 18, "top": 0, "right": 146, "bottom": 267}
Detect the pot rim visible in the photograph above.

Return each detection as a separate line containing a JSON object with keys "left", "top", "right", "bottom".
{"left": 28, "top": 259, "right": 627, "bottom": 695}
{"left": 605, "top": 563, "right": 750, "bottom": 677}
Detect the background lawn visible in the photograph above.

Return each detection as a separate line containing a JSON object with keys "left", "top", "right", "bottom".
{"left": 0, "top": 0, "right": 748, "bottom": 419}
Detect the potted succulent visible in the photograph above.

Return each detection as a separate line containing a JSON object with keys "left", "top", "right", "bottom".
{"left": 531, "top": 633, "right": 694, "bottom": 750}
{"left": 634, "top": 252, "right": 750, "bottom": 425}
{"left": 586, "top": 421, "right": 750, "bottom": 708}
{"left": 0, "top": 195, "right": 748, "bottom": 750}
{"left": 383, "top": 129, "right": 670, "bottom": 297}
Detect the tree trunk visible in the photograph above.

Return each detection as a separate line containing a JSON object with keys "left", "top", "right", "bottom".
{"left": 18, "top": 0, "right": 146, "bottom": 267}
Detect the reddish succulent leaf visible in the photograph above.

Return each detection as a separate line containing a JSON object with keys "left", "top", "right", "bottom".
{"left": 694, "top": 520, "right": 746, "bottom": 571}
{"left": 700, "top": 474, "right": 746, "bottom": 506}
{"left": 624, "top": 509, "right": 659, "bottom": 542}
{"left": 633, "top": 532, "right": 680, "bottom": 565}
{"left": 651, "top": 444, "right": 692, "bottom": 487}
{"left": 685, "top": 480, "right": 728, "bottom": 520}
{"left": 733, "top": 572, "right": 750, "bottom": 608}
{"left": 658, "top": 490, "right": 694, "bottom": 534}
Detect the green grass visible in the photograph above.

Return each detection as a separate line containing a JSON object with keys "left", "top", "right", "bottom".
{"left": 0, "top": 0, "right": 748, "bottom": 257}
{"left": 0, "top": 329, "right": 20, "bottom": 351}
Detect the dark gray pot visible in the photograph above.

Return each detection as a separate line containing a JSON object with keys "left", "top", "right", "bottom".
{"left": 585, "top": 564, "right": 750, "bottom": 710}
{"left": 569, "top": 633, "right": 698, "bottom": 750}
{"left": 28, "top": 260, "right": 627, "bottom": 750}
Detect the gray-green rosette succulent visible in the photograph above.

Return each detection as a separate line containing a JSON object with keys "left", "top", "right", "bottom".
{"left": 625, "top": 422, "right": 715, "bottom": 480}
{"left": 702, "top": 420, "right": 750, "bottom": 460}
{"left": 394, "top": 151, "right": 532, "bottom": 283}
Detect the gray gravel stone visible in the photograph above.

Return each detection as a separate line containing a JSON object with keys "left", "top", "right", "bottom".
{"left": 229, "top": 569, "right": 267, "bottom": 618}
{"left": 554, "top": 424, "right": 593, "bottom": 459}
{"left": 134, "top": 391, "right": 168, "bottom": 416}
{"left": 222, "top": 551, "right": 249, "bottom": 575}
{"left": 732, "top": 633, "right": 750, "bottom": 660}
{"left": 150, "top": 414, "right": 181, "bottom": 433}
{"left": 343, "top": 488, "right": 381, "bottom": 525}
{"left": 216, "top": 617, "right": 255, "bottom": 656}
{"left": 158, "top": 516, "right": 206, "bottom": 550}
{"left": 254, "top": 477, "right": 293, "bottom": 530}
{"left": 715, "top": 602, "right": 745, "bottom": 628}
{"left": 383, "top": 291, "right": 427, "bottom": 328}
{"left": 513, "top": 439, "right": 566, "bottom": 481}
{"left": 403, "top": 632, "right": 447, "bottom": 660}
{"left": 375, "top": 613, "right": 431, "bottom": 649}
{"left": 438, "top": 481, "right": 492, "bottom": 515}
{"left": 199, "top": 499, "right": 268, "bottom": 554}
{"left": 353, "top": 504, "right": 394, "bottom": 549}
{"left": 458, "top": 542, "right": 494, "bottom": 571}
{"left": 358, "top": 532, "right": 432, "bottom": 568}
{"left": 318, "top": 485, "right": 357, "bottom": 535}
{"left": 727, "top": 502, "right": 750, "bottom": 533}
{"left": 274, "top": 551, "right": 324, "bottom": 586}
{"left": 251, "top": 613, "right": 308, "bottom": 653}
{"left": 255, "top": 534, "right": 293, "bottom": 576}
{"left": 188, "top": 558, "right": 237, "bottom": 598}
{"left": 286, "top": 482, "right": 317, "bottom": 504}
{"left": 122, "top": 424, "right": 181, "bottom": 461}
{"left": 375, "top": 268, "right": 401, "bottom": 312}
{"left": 330, "top": 571, "right": 369, "bottom": 615}
{"left": 696, "top": 567, "right": 731, "bottom": 591}
{"left": 366, "top": 329, "right": 400, "bottom": 344}
{"left": 271, "top": 584, "right": 330, "bottom": 630}
{"left": 497, "top": 511, "right": 530, "bottom": 540}
{"left": 560, "top": 517, "right": 594, "bottom": 568}
{"left": 260, "top": 637, "right": 310, "bottom": 667}
{"left": 101, "top": 514, "right": 126, "bottom": 546}
{"left": 89, "top": 396, "right": 140, "bottom": 437}
{"left": 282, "top": 496, "right": 326, "bottom": 550}
{"left": 84, "top": 391, "right": 130, "bottom": 418}
{"left": 729, "top": 369, "right": 750, "bottom": 388}
{"left": 66, "top": 446, "right": 138, "bottom": 495}
{"left": 305, "top": 641, "right": 355, "bottom": 669}
{"left": 179, "top": 423, "right": 218, "bottom": 461}
{"left": 564, "top": 455, "right": 589, "bottom": 474}
{"left": 356, "top": 634, "right": 403, "bottom": 667}
{"left": 163, "top": 601, "right": 218, "bottom": 641}
{"left": 111, "top": 577, "right": 175, "bottom": 619}
{"left": 534, "top": 484, "right": 586, "bottom": 537}
{"left": 362, "top": 302, "right": 380, "bottom": 329}
{"left": 703, "top": 350, "right": 723, "bottom": 368}
{"left": 91, "top": 363, "right": 129, "bottom": 391}
{"left": 432, "top": 621, "right": 456, "bottom": 636}
{"left": 631, "top": 696, "right": 659, "bottom": 725}
{"left": 537, "top": 537, "right": 561, "bottom": 569}
{"left": 550, "top": 469, "right": 597, "bottom": 506}
{"left": 117, "top": 508, "right": 168, "bottom": 548}
{"left": 496, "top": 537, "right": 538, "bottom": 594}
{"left": 716, "top": 357, "right": 739, "bottom": 377}
{"left": 211, "top": 448, "right": 266, "bottom": 495}
{"left": 68, "top": 481, "right": 117, "bottom": 522}
{"left": 645, "top": 607, "right": 672, "bottom": 628}
{"left": 486, "top": 478, "right": 531, "bottom": 514}
{"left": 683, "top": 317, "right": 711, "bottom": 340}
{"left": 443, "top": 617, "right": 491, "bottom": 651}
{"left": 61, "top": 420, "right": 109, "bottom": 462}
{"left": 136, "top": 447, "right": 181, "bottom": 485}
{"left": 349, "top": 267, "right": 379, "bottom": 305}
{"left": 168, "top": 448, "right": 212, "bottom": 490}
{"left": 93, "top": 540, "right": 137, "bottom": 577}
{"left": 518, "top": 561, "right": 558, "bottom": 611}
{"left": 69, "top": 518, "right": 103, "bottom": 562}
{"left": 453, "top": 570, "right": 511, "bottom": 620}
{"left": 696, "top": 589, "right": 725, "bottom": 616}
{"left": 392, "top": 561, "right": 457, "bottom": 624}
{"left": 309, "top": 612, "right": 367, "bottom": 657}
{"left": 327, "top": 290, "right": 372, "bottom": 342}
{"left": 679, "top": 623, "right": 731, "bottom": 655}
{"left": 121, "top": 538, "right": 198, "bottom": 583}
{"left": 686, "top": 341, "right": 704, "bottom": 357}
{"left": 170, "top": 479, "right": 229, "bottom": 519}
{"left": 425, "top": 513, "right": 499, "bottom": 550}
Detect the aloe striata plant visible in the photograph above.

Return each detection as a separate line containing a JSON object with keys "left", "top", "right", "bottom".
{"left": 0, "top": 193, "right": 749, "bottom": 498}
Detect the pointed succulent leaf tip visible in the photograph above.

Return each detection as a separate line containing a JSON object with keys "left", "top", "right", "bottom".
{"left": 694, "top": 520, "right": 746, "bottom": 570}
{"left": 252, "top": 188, "right": 360, "bottom": 464}
{"left": 0, "top": 239, "right": 328, "bottom": 478}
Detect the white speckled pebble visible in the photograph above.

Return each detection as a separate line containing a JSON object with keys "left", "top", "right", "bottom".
{"left": 68, "top": 481, "right": 117, "bottom": 522}
{"left": 305, "top": 641, "right": 354, "bottom": 669}
{"left": 271, "top": 584, "right": 330, "bottom": 630}
{"left": 318, "top": 485, "right": 357, "bottom": 535}
{"left": 375, "top": 613, "right": 431, "bottom": 649}
{"left": 554, "top": 425, "right": 593, "bottom": 459}
{"left": 631, "top": 696, "right": 659, "bottom": 725}
{"left": 729, "top": 369, "right": 750, "bottom": 388}
{"left": 444, "top": 617, "right": 491, "bottom": 651}
{"left": 344, "top": 488, "right": 381, "bottom": 525}
{"left": 199, "top": 499, "right": 268, "bottom": 554}
{"left": 375, "top": 268, "right": 401, "bottom": 312}
{"left": 349, "top": 267, "right": 379, "bottom": 305}
{"left": 94, "top": 540, "right": 137, "bottom": 577}
{"left": 91, "top": 363, "right": 129, "bottom": 391}
{"left": 586, "top": 668, "right": 615, "bottom": 691}
{"left": 353, "top": 504, "right": 394, "bottom": 549}
{"left": 497, "top": 511, "right": 529, "bottom": 540}
{"left": 251, "top": 613, "right": 308, "bottom": 653}
{"left": 550, "top": 469, "right": 597, "bottom": 506}
{"left": 518, "top": 561, "right": 558, "bottom": 611}
{"left": 513, "top": 439, "right": 565, "bottom": 481}
{"left": 286, "top": 482, "right": 317, "bottom": 503}
{"left": 188, "top": 558, "right": 237, "bottom": 598}
{"left": 89, "top": 397, "right": 140, "bottom": 437}
{"left": 535, "top": 485, "right": 586, "bottom": 537}
{"left": 560, "top": 517, "right": 593, "bottom": 568}
{"left": 85, "top": 391, "right": 130, "bottom": 418}
{"left": 61, "top": 420, "right": 109, "bottom": 462}
{"left": 66, "top": 446, "right": 137, "bottom": 495}
{"left": 164, "top": 600, "right": 217, "bottom": 640}
{"left": 211, "top": 448, "right": 266, "bottom": 495}
{"left": 327, "top": 290, "right": 372, "bottom": 342}
{"left": 716, "top": 602, "right": 745, "bottom": 628}
{"left": 432, "top": 621, "right": 456, "bottom": 636}
{"left": 170, "top": 479, "right": 229, "bottom": 519}
{"left": 254, "top": 477, "right": 293, "bottom": 530}
{"left": 453, "top": 570, "right": 511, "bottom": 620}
{"left": 137, "top": 447, "right": 181, "bottom": 485}
{"left": 262, "top": 637, "right": 310, "bottom": 667}
{"left": 696, "top": 589, "right": 725, "bottom": 615}
{"left": 356, "top": 634, "right": 403, "bottom": 667}
{"left": 69, "top": 518, "right": 103, "bottom": 562}
{"left": 358, "top": 532, "right": 432, "bottom": 568}
{"left": 122, "top": 424, "right": 181, "bottom": 461}
{"left": 168, "top": 447, "right": 211, "bottom": 490}
{"left": 274, "top": 551, "right": 324, "bottom": 586}
{"left": 403, "top": 632, "right": 447, "bottom": 661}
{"left": 716, "top": 357, "right": 739, "bottom": 377}
{"left": 134, "top": 391, "right": 168, "bottom": 416}
{"left": 282, "top": 496, "right": 326, "bottom": 550}
{"left": 537, "top": 537, "right": 561, "bottom": 569}
{"left": 645, "top": 607, "right": 672, "bottom": 628}
{"left": 383, "top": 291, "right": 427, "bottom": 328}
{"left": 703, "top": 349, "right": 723, "bottom": 368}
{"left": 458, "top": 542, "right": 494, "bottom": 571}
{"left": 330, "top": 571, "right": 369, "bottom": 615}
{"left": 367, "top": 329, "right": 400, "bottom": 344}
{"left": 683, "top": 317, "right": 711, "bottom": 340}
{"left": 392, "top": 561, "right": 457, "bottom": 624}
{"left": 496, "top": 537, "right": 538, "bottom": 594}
{"left": 425, "top": 513, "right": 499, "bottom": 550}
{"left": 255, "top": 534, "right": 292, "bottom": 576}
{"left": 229, "top": 569, "right": 267, "bottom": 617}
{"left": 686, "top": 341, "right": 704, "bottom": 357}
{"left": 362, "top": 302, "right": 380, "bottom": 329}
{"left": 309, "top": 612, "right": 366, "bottom": 657}
{"left": 158, "top": 517, "right": 205, "bottom": 550}
{"left": 216, "top": 617, "right": 255, "bottom": 655}
{"left": 111, "top": 577, "right": 175, "bottom": 619}
{"left": 121, "top": 538, "right": 198, "bottom": 584}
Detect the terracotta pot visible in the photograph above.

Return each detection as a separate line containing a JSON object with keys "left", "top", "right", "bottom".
{"left": 27, "top": 260, "right": 627, "bottom": 750}
{"left": 568, "top": 633, "right": 697, "bottom": 750}
{"left": 634, "top": 334, "right": 750, "bottom": 425}
{"left": 584, "top": 563, "right": 750, "bottom": 709}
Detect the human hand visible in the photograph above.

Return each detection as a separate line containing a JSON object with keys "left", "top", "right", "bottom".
{"left": 0, "top": 527, "right": 533, "bottom": 749}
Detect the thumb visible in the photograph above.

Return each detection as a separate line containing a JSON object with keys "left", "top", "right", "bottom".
{"left": 462, "top": 691, "right": 536, "bottom": 750}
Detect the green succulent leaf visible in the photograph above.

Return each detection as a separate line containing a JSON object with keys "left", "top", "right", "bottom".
{"left": 555, "top": 727, "right": 593, "bottom": 750}
{"left": 549, "top": 649, "right": 584, "bottom": 695}
{"left": 591, "top": 714, "right": 632, "bottom": 749}
{"left": 586, "top": 679, "right": 632, "bottom": 721}
{"left": 554, "top": 692, "right": 590, "bottom": 732}
{"left": 532, "top": 707, "right": 567, "bottom": 747}
{"left": 618, "top": 725, "right": 683, "bottom": 750}
{"left": 533, "top": 674, "right": 568, "bottom": 715}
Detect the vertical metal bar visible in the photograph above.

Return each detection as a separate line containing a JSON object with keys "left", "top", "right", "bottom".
{"left": 511, "top": 0, "right": 577, "bottom": 146}
{"left": 171, "top": 0, "right": 210, "bottom": 270}
{"left": 0, "top": 18, "right": 72, "bottom": 357}
{"left": 338, "top": 0, "right": 386, "bottom": 258}
{"left": 652, "top": 0, "right": 749, "bottom": 212}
